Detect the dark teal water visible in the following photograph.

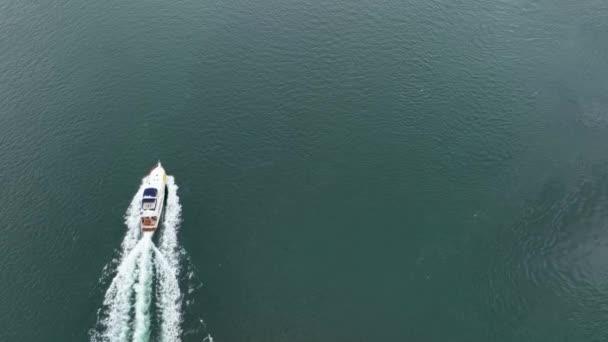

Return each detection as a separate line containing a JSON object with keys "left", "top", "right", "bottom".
{"left": 2, "top": 0, "right": 608, "bottom": 340}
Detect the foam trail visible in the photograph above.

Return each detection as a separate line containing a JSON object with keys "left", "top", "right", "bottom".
{"left": 133, "top": 235, "right": 153, "bottom": 342}
{"left": 160, "top": 176, "right": 181, "bottom": 270}
{"left": 96, "top": 179, "right": 149, "bottom": 342}
{"left": 156, "top": 176, "right": 183, "bottom": 342}
{"left": 153, "top": 245, "right": 182, "bottom": 342}
{"left": 103, "top": 240, "right": 144, "bottom": 341}
{"left": 99, "top": 179, "right": 147, "bottom": 294}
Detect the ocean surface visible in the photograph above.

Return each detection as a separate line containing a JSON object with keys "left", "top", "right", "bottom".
{"left": 2, "top": 0, "right": 608, "bottom": 340}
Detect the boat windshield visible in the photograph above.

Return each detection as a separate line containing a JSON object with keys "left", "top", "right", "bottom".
{"left": 143, "top": 188, "right": 158, "bottom": 198}
{"left": 142, "top": 198, "right": 156, "bottom": 210}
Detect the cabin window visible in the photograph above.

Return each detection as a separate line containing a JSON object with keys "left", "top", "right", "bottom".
{"left": 143, "top": 188, "right": 158, "bottom": 198}
{"left": 142, "top": 198, "right": 156, "bottom": 210}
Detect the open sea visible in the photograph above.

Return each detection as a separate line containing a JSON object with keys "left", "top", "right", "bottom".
{"left": 2, "top": 0, "right": 608, "bottom": 340}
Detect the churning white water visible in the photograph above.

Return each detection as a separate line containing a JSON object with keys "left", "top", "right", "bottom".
{"left": 91, "top": 176, "right": 186, "bottom": 342}
{"left": 156, "top": 176, "right": 183, "bottom": 342}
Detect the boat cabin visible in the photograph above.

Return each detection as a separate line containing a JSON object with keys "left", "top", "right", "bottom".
{"left": 142, "top": 198, "right": 156, "bottom": 210}
{"left": 142, "top": 188, "right": 158, "bottom": 210}
{"left": 141, "top": 187, "right": 159, "bottom": 228}
{"left": 143, "top": 188, "right": 158, "bottom": 198}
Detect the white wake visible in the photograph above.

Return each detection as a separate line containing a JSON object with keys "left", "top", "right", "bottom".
{"left": 156, "top": 176, "right": 183, "bottom": 342}
{"left": 92, "top": 176, "right": 185, "bottom": 342}
{"left": 132, "top": 235, "right": 153, "bottom": 341}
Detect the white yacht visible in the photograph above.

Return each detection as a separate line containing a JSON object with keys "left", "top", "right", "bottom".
{"left": 140, "top": 161, "right": 166, "bottom": 233}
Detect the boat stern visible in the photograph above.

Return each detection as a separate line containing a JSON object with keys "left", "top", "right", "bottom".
{"left": 141, "top": 216, "right": 159, "bottom": 232}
